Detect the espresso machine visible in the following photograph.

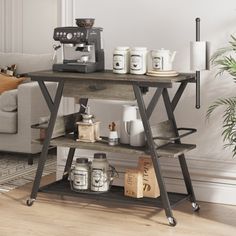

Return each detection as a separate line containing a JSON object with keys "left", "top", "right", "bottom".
{"left": 53, "top": 18, "right": 105, "bottom": 73}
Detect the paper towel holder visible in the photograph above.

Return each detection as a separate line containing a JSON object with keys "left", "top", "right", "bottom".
{"left": 191, "top": 17, "right": 210, "bottom": 109}
{"left": 195, "top": 17, "right": 201, "bottom": 109}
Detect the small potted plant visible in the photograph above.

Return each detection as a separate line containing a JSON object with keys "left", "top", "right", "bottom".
{"left": 206, "top": 35, "right": 236, "bottom": 157}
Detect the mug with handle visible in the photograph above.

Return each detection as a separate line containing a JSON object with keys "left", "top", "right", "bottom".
{"left": 129, "top": 119, "right": 146, "bottom": 147}
{"left": 120, "top": 105, "right": 137, "bottom": 144}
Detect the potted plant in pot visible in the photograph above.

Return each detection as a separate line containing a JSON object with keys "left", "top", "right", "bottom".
{"left": 206, "top": 35, "right": 236, "bottom": 157}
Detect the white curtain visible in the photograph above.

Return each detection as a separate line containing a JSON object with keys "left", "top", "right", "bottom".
{"left": 0, "top": 0, "right": 23, "bottom": 53}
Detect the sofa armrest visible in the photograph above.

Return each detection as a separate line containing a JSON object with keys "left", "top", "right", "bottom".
{"left": 17, "top": 81, "right": 57, "bottom": 144}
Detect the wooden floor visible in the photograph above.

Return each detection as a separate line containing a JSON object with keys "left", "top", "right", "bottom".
{"left": 0, "top": 174, "right": 235, "bottom": 236}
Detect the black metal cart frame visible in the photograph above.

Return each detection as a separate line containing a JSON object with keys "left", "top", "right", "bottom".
{"left": 26, "top": 70, "right": 199, "bottom": 226}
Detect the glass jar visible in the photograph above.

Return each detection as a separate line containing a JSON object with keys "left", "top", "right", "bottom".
{"left": 72, "top": 157, "right": 90, "bottom": 190}
{"left": 130, "top": 47, "right": 148, "bottom": 74}
{"left": 91, "top": 153, "right": 110, "bottom": 192}
{"left": 113, "top": 46, "right": 130, "bottom": 74}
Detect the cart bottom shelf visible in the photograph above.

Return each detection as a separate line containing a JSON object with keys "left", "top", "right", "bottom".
{"left": 39, "top": 180, "right": 190, "bottom": 209}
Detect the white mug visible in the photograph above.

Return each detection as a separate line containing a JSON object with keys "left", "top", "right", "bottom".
{"left": 120, "top": 105, "right": 137, "bottom": 144}
{"left": 129, "top": 119, "right": 146, "bottom": 147}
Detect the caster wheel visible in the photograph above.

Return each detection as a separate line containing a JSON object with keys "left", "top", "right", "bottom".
{"left": 192, "top": 202, "right": 200, "bottom": 212}
{"left": 168, "top": 217, "right": 177, "bottom": 226}
{"left": 26, "top": 198, "right": 35, "bottom": 206}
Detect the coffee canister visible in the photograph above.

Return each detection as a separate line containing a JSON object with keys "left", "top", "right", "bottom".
{"left": 113, "top": 46, "right": 130, "bottom": 74}
{"left": 72, "top": 158, "right": 90, "bottom": 190}
{"left": 91, "top": 153, "right": 110, "bottom": 192}
{"left": 130, "top": 47, "right": 148, "bottom": 74}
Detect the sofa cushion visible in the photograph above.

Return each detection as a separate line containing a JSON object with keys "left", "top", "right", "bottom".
{"left": 0, "top": 89, "right": 18, "bottom": 112}
{"left": 0, "top": 110, "right": 17, "bottom": 133}
{"left": 0, "top": 74, "right": 25, "bottom": 94}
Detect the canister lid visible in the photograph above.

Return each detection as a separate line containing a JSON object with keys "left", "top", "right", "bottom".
{"left": 76, "top": 157, "right": 89, "bottom": 164}
{"left": 94, "top": 153, "right": 107, "bottom": 159}
{"left": 131, "top": 47, "right": 148, "bottom": 51}
{"left": 115, "top": 46, "right": 130, "bottom": 51}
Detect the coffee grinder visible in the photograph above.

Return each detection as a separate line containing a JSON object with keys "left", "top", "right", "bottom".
{"left": 53, "top": 18, "right": 104, "bottom": 73}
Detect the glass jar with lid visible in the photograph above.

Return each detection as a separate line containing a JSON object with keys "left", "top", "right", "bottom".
{"left": 72, "top": 157, "right": 90, "bottom": 190}
{"left": 130, "top": 47, "right": 148, "bottom": 75}
{"left": 91, "top": 153, "right": 110, "bottom": 192}
{"left": 113, "top": 46, "right": 130, "bottom": 74}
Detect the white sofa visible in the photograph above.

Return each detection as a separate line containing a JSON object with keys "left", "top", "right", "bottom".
{"left": 0, "top": 53, "right": 57, "bottom": 162}
{"left": 0, "top": 82, "right": 56, "bottom": 154}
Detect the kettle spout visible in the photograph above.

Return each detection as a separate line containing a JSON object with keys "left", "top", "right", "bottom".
{"left": 170, "top": 51, "right": 177, "bottom": 62}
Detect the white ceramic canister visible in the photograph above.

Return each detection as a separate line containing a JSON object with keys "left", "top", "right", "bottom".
{"left": 113, "top": 46, "right": 130, "bottom": 74}
{"left": 91, "top": 153, "right": 110, "bottom": 192}
{"left": 130, "top": 47, "right": 148, "bottom": 74}
{"left": 72, "top": 158, "right": 90, "bottom": 190}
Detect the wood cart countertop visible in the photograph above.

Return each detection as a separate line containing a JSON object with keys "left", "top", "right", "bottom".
{"left": 28, "top": 70, "right": 195, "bottom": 86}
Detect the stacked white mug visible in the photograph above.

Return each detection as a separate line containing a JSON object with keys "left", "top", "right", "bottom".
{"left": 120, "top": 105, "right": 145, "bottom": 147}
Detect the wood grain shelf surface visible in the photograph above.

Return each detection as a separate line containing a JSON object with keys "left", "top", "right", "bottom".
{"left": 33, "top": 134, "right": 196, "bottom": 158}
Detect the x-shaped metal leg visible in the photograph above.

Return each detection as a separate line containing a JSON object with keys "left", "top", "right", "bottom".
{"left": 28, "top": 80, "right": 64, "bottom": 204}
{"left": 133, "top": 85, "right": 174, "bottom": 221}
{"left": 162, "top": 88, "right": 197, "bottom": 204}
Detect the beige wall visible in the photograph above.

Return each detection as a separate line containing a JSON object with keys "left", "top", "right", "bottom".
{"left": 0, "top": 0, "right": 57, "bottom": 53}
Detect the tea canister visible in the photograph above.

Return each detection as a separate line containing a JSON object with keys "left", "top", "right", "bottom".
{"left": 113, "top": 46, "right": 130, "bottom": 74}
{"left": 72, "top": 158, "right": 90, "bottom": 190}
{"left": 91, "top": 153, "right": 110, "bottom": 192}
{"left": 130, "top": 47, "right": 148, "bottom": 75}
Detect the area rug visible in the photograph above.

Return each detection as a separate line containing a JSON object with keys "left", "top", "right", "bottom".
{"left": 0, "top": 152, "right": 56, "bottom": 193}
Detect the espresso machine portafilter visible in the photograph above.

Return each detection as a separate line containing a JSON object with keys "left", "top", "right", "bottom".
{"left": 52, "top": 18, "right": 105, "bottom": 73}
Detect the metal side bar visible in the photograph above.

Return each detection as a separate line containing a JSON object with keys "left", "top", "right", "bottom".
{"left": 133, "top": 84, "right": 174, "bottom": 221}
{"left": 162, "top": 88, "right": 197, "bottom": 204}
{"left": 28, "top": 80, "right": 64, "bottom": 204}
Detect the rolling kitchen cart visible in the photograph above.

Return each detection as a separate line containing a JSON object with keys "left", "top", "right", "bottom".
{"left": 26, "top": 70, "right": 200, "bottom": 226}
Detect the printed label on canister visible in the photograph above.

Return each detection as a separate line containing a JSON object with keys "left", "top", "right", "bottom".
{"left": 91, "top": 168, "right": 106, "bottom": 187}
{"left": 73, "top": 170, "right": 88, "bottom": 188}
{"left": 113, "top": 54, "right": 124, "bottom": 70}
{"left": 130, "top": 55, "right": 142, "bottom": 70}
{"left": 152, "top": 56, "right": 162, "bottom": 69}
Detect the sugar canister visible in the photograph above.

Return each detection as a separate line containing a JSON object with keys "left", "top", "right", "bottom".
{"left": 113, "top": 46, "right": 130, "bottom": 74}
{"left": 130, "top": 47, "right": 148, "bottom": 74}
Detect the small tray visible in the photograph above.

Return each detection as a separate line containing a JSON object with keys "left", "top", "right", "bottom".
{"left": 147, "top": 70, "right": 179, "bottom": 77}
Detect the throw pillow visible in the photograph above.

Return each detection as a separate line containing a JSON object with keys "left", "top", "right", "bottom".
{"left": 0, "top": 89, "right": 18, "bottom": 112}
{"left": 0, "top": 74, "right": 25, "bottom": 94}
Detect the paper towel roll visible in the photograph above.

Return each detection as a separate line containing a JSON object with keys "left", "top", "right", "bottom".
{"left": 190, "top": 41, "right": 210, "bottom": 71}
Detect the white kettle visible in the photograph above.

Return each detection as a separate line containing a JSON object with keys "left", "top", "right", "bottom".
{"left": 151, "top": 48, "right": 176, "bottom": 71}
